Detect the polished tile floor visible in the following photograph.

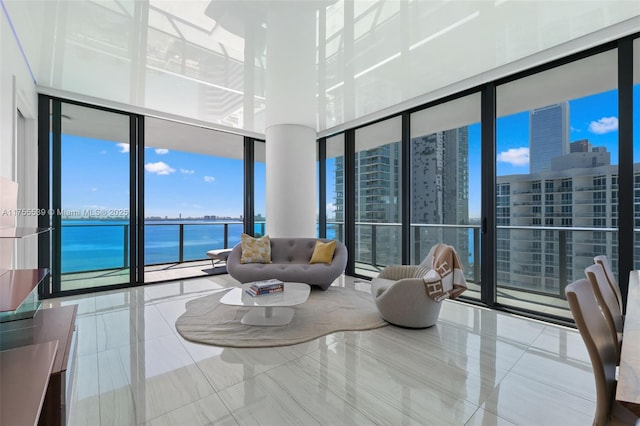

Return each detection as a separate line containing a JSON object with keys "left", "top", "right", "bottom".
{"left": 42, "top": 275, "right": 596, "bottom": 426}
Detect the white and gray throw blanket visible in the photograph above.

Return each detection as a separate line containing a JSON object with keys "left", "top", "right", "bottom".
{"left": 421, "top": 243, "right": 468, "bottom": 302}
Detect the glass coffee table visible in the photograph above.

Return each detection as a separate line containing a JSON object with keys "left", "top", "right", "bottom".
{"left": 220, "top": 282, "right": 311, "bottom": 326}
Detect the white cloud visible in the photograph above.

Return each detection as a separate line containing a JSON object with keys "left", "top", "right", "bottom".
{"left": 588, "top": 116, "right": 618, "bottom": 134}
{"left": 99, "top": 150, "right": 107, "bottom": 155}
{"left": 180, "top": 168, "right": 195, "bottom": 174}
{"left": 116, "top": 143, "right": 129, "bottom": 153}
{"left": 91, "top": 188, "right": 97, "bottom": 192}
{"left": 154, "top": 148, "right": 169, "bottom": 155}
{"left": 204, "top": 176, "right": 215, "bottom": 183}
{"left": 145, "top": 161, "right": 176, "bottom": 175}
{"left": 326, "top": 202, "right": 336, "bottom": 213}
{"left": 497, "top": 147, "right": 529, "bottom": 166}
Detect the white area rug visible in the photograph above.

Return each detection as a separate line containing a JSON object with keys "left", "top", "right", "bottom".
{"left": 175, "top": 286, "right": 388, "bottom": 347}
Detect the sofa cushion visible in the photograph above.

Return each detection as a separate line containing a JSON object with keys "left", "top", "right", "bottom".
{"left": 270, "top": 238, "right": 317, "bottom": 264}
{"left": 309, "top": 240, "right": 336, "bottom": 264}
{"left": 240, "top": 233, "right": 272, "bottom": 264}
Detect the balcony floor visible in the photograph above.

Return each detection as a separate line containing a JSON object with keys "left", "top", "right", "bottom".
{"left": 61, "top": 260, "right": 224, "bottom": 291}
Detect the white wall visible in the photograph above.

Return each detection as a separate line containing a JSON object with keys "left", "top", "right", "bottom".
{"left": 1, "top": 9, "right": 40, "bottom": 268}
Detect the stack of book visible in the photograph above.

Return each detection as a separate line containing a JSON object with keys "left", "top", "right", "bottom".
{"left": 246, "top": 279, "right": 285, "bottom": 296}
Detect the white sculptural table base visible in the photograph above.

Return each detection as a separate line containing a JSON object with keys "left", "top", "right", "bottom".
{"left": 220, "top": 282, "right": 311, "bottom": 326}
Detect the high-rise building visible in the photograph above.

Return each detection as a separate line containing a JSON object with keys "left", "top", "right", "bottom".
{"left": 529, "top": 103, "right": 570, "bottom": 173}
{"left": 411, "top": 128, "right": 469, "bottom": 258}
{"left": 570, "top": 139, "right": 591, "bottom": 153}
{"left": 355, "top": 143, "right": 401, "bottom": 224}
{"left": 334, "top": 128, "right": 470, "bottom": 266}
{"left": 495, "top": 147, "right": 634, "bottom": 294}
{"left": 347, "top": 143, "right": 401, "bottom": 266}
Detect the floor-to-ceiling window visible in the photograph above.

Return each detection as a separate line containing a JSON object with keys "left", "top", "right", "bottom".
{"left": 354, "top": 116, "right": 402, "bottom": 277}
{"left": 633, "top": 38, "right": 640, "bottom": 270}
{"left": 495, "top": 49, "right": 619, "bottom": 319}
{"left": 410, "top": 93, "right": 481, "bottom": 300}
{"left": 143, "top": 118, "right": 244, "bottom": 283}
{"left": 326, "top": 134, "right": 345, "bottom": 242}
{"left": 317, "top": 34, "right": 637, "bottom": 321}
{"left": 42, "top": 97, "right": 265, "bottom": 296}
{"left": 56, "top": 102, "right": 134, "bottom": 292}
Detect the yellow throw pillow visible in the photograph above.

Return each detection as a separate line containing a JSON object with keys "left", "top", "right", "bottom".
{"left": 309, "top": 240, "right": 336, "bottom": 264}
{"left": 240, "top": 233, "right": 272, "bottom": 264}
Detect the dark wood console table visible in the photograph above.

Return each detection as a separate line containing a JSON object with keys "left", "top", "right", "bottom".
{"left": 0, "top": 305, "right": 78, "bottom": 426}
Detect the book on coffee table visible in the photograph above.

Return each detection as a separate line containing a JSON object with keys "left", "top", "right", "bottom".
{"left": 252, "top": 279, "right": 284, "bottom": 289}
{"left": 247, "top": 279, "right": 285, "bottom": 296}
{"left": 246, "top": 287, "right": 284, "bottom": 297}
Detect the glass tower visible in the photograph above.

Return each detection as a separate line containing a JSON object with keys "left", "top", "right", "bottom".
{"left": 529, "top": 103, "right": 570, "bottom": 174}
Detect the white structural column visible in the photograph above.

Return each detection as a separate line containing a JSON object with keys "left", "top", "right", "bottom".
{"left": 264, "top": 5, "right": 318, "bottom": 237}
{"left": 265, "top": 124, "right": 316, "bottom": 237}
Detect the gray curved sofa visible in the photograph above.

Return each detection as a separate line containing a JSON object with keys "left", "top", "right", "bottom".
{"left": 226, "top": 237, "right": 348, "bottom": 290}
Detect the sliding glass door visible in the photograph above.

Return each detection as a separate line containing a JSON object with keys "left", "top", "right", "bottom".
{"left": 143, "top": 117, "right": 244, "bottom": 283}
{"left": 410, "top": 93, "right": 481, "bottom": 300}
{"left": 56, "top": 102, "right": 135, "bottom": 291}
{"left": 43, "top": 97, "right": 263, "bottom": 296}
{"left": 495, "top": 49, "right": 619, "bottom": 319}
{"left": 354, "top": 117, "right": 402, "bottom": 277}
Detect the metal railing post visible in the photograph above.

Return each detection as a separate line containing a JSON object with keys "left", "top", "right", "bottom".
{"left": 474, "top": 227, "right": 480, "bottom": 283}
{"left": 123, "top": 224, "right": 129, "bottom": 268}
{"left": 179, "top": 224, "right": 184, "bottom": 263}
{"left": 414, "top": 226, "right": 421, "bottom": 264}
{"left": 559, "top": 230, "right": 567, "bottom": 299}
{"left": 224, "top": 223, "right": 229, "bottom": 248}
{"left": 371, "top": 224, "right": 377, "bottom": 266}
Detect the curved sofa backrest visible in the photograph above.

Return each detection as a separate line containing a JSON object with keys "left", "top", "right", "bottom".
{"left": 271, "top": 238, "right": 321, "bottom": 263}
{"left": 228, "top": 237, "right": 347, "bottom": 265}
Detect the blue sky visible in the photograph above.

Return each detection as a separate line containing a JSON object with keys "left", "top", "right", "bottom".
{"left": 495, "top": 89, "right": 621, "bottom": 176}
{"left": 62, "top": 86, "right": 638, "bottom": 220}
{"left": 61, "top": 137, "right": 259, "bottom": 218}
{"left": 143, "top": 147, "right": 248, "bottom": 218}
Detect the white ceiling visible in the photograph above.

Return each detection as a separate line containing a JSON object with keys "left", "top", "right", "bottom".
{"left": 4, "top": 0, "right": 640, "bottom": 137}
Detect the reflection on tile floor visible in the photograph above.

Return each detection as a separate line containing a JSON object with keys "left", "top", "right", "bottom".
{"left": 42, "top": 275, "right": 596, "bottom": 426}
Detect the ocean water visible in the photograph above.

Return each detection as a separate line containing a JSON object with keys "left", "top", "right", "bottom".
{"left": 61, "top": 220, "right": 245, "bottom": 273}
{"left": 61, "top": 220, "right": 337, "bottom": 273}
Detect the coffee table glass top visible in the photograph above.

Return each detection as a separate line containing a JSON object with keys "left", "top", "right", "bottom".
{"left": 220, "top": 282, "right": 311, "bottom": 326}
{"left": 220, "top": 282, "right": 310, "bottom": 308}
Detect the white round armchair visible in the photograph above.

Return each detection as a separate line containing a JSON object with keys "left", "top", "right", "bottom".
{"left": 371, "top": 265, "right": 443, "bottom": 328}
{"left": 371, "top": 243, "right": 467, "bottom": 328}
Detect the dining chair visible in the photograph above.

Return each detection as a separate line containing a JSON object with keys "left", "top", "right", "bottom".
{"left": 594, "top": 255, "right": 623, "bottom": 312}
{"left": 565, "top": 279, "right": 639, "bottom": 425}
{"left": 585, "top": 263, "right": 624, "bottom": 361}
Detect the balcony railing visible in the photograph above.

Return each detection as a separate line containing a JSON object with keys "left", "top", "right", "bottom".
{"left": 144, "top": 222, "right": 244, "bottom": 266}
{"left": 330, "top": 221, "right": 623, "bottom": 302}
{"left": 328, "top": 221, "right": 481, "bottom": 283}
{"left": 61, "top": 221, "right": 625, "bottom": 304}
{"left": 60, "top": 221, "right": 244, "bottom": 273}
